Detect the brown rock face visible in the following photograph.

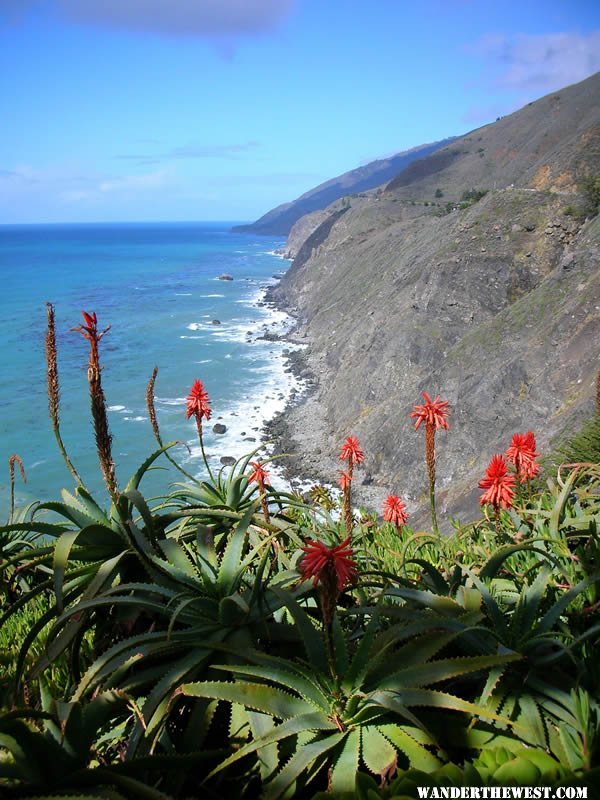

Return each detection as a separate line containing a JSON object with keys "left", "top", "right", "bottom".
{"left": 269, "top": 73, "right": 600, "bottom": 528}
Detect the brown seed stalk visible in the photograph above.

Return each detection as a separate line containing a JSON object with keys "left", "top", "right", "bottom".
{"left": 8, "top": 454, "right": 26, "bottom": 520}
{"left": 73, "top": 313, "right": 118, "bottom": 499}
{"left": 146, "top": 366, "right": 162, "bottom": 446}
{"left": 45, "top": 303, "right": 82, "bottom": 485}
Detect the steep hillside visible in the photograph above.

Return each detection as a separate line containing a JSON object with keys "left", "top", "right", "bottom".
{"left": 233, "top": 138, "right": 455, "bottom": 236}
{"left": 269, "top": 73, "right": 600, "bottom": 526}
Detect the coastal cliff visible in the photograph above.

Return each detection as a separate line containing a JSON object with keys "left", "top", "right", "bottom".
{"left": 268, "top": 72, "right": 600, "bottom": 525}
{"left": 233, "top": 138, "right": 455, "bottom": 236}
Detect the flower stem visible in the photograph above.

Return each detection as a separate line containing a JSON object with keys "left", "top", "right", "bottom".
{"left": 425, "top": 424, "right": 440, "bottom": 536}
{"left": 494, "top": 506, "right": 501, "bottom": 538}
{"left": 195, "top": 417, "right": 216, "bottom": 484}
{"left": 343, "top": 460, "right": 354, "bottom": 534}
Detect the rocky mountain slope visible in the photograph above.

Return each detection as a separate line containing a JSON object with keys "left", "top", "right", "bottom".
{"left": 268, "top": 72, "right": 600, "bottom": 526}
{"left": 233, "top": 138, "right": 455, "bottom": 236}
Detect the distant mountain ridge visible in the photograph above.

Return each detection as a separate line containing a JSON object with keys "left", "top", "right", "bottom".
{"left": 232, "top": 138, "right": 456, "bottom": 236}
{"left": 267, "top": 71, "right": 600, "bottom": 525}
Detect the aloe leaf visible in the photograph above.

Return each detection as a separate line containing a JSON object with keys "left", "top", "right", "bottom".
{"left": 376, "top": 688, "right": 525, "bottom": 730}
{"left": 404, "top": 559, "right": 450, "bottom": 594}
{"left": 159, "top": 538, "right": 195, "bottom": 576}
{"left": 0, "top": 521, "right": 71, "bottom": 538}
{"left": 479, "top": 544, "right": 562, "bottom": 580}
{"left": 380, "top": 723, "right": 442, "bottom": 770}
{"left": 384, "top": 587, "right": 467, "bottom": 617}
{"left": 206, "top": 712, "right": 335, "bottom": 780}
{"left": 264, "top": 732, "right": 346, "bottom": 800}
{"left": 538, "top": 574, "right": 600, "bottom": 633}
{"left": 464, "top": 569, "right": 508, "bottom": 638}
{"left": 361, "top": 724, "right": 398, "bottom": 778}
{"left": 272, "top": 588, "right": 328, "bottom": 673}
{"left": 550, "top": 467, "right": 580, "bottom": 539}
{"left": 327, "top": 727, "right": 358, "bottom": 794}
{"left": 342, "top": 612, "right": 382, "bottom": 693}
{"left": 217, "top": 503, "right": 257, "bottom": 593}
{"left": 212, "top": 662, "right": 327, "bottom": 711}
{"left": 122, "top": 488, "right": 158, "bottom": 540}
{"left": 180, "top": 680, "right": 308, "bottom": 719}
{"left": 123, "top": 441, "right": 180, "bottom": 496}
{"left": 378, "top": 652, "right": 521, "bottom": 691}
{"left": 511, "top": 564, "right": 552, "bottom": 637}
{"left": 479, "top": 666, "right": 506, "bottom": 707}
{"left": 31, "top": 552, "right": 127, "bottom": 675}
{"left": 52, "top": 529, "right": 91, "bottom": 613}
{"left": 517, "top": 693, "right": 547, "bottom": 747}
{"left": 248, "top": 710, "right": 279, "bottom": 782}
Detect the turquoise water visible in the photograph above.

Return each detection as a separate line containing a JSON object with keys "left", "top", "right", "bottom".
{"left": 0, "top": 222, "right": 292, "bottom": 515}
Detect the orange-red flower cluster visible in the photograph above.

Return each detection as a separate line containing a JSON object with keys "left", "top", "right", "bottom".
{"left": 505, "top": 431, "right": 540, "bottom": 483}
{"left": 410, "top": 392, "right": 450, "bottom": 431}
{"left": 339, "top": 435, "right": 365, "bottom": 466}
{"left": 248, "top": 461, "right": 269, "bottom": 489}
{"left": 299, "top": 537, "right": 357, "bottom": 591}
{"left": 338, "top": 470, "right": 351, "bottom": 492}
{"left": 185, "top": 379, "right": 212, "bottom": 422}
{"left": 383, "top": 495, "right": 409, "bottom": 529}
{"left": 479, "top": 454, "right": 516, "bottom": 510}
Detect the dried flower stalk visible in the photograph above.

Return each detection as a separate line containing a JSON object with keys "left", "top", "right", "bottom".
{"left": 45, "top": 303, "right": 82, "bottom": 485}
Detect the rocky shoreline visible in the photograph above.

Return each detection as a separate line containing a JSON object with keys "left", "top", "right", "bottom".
{"left": 261, "top": 282, "right": 390, "bottom": 512}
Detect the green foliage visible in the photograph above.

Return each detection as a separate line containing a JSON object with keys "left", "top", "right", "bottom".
{"left": 2, "top": 306, "right": 600, "bottom": 797}
{"left": 549, "top": 413, "right": 600, "bottom": 467}
{"left": 580, "top": 175, "right": 600, "bottom": 219}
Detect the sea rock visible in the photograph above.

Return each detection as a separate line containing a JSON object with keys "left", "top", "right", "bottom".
{"left": 218, "top": 274, "right": 234, "bottom": 281}
{"left": 213, "top": 424, "right": 227, "bottom": 434}
{"left": 211, "top": 319, "right": 221, "bottom": 325}
{"left": 220, "top": 456, "right": 236, "bottom": 466}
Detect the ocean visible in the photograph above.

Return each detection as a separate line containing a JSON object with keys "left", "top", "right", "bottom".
{"left": 0, "top": 222, "right": 299, "bottom": 516}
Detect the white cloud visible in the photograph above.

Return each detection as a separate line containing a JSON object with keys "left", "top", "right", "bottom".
{"left": 99, "top": 168, "right": 172, "bottom": 193}
{"left": 471, "top": 29, "right": 600, "bottom": 95}
{"left": 1, "top": 0, "right": 296, "bottom": 37}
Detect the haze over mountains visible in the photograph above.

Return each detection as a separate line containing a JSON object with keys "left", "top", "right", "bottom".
{"left": 265, "top": 72, "right": 600, "bottom": 523}
{"left": 232, "top": 138, "right": 455, "bottom": 236}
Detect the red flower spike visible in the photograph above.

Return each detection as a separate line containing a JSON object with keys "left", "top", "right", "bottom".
{"left": 479, "top": 454, "right": 516, "bottom": 510}
{"left": 248, "top": 461, "right": 269, "bottom": 487}
{"left": 185, "top": 379, "right": 212, "bottom": 422}
{"left": 410, "top": 392, "right": 450, "bottom": 431}
{"left": 383, "top": 495, "right": 409, "bottom": 528}
{"left": 73, "top": 310, "right": 110, "bottom": 343}
{"left": 505, "top": 431, "right": 540, "bottom": 483}
{"left": 339, "top": 435, "right": 365, "bottom": 466}
{"left": 299, "top": 537, "right": 357, "bottom": 592}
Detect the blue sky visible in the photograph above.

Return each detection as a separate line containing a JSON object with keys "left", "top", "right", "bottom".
{"left": 1, "top": 0, "right": 599, "bottom": 224}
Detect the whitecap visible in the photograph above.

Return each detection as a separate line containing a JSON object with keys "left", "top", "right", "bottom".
{"left": 108, "top": 405, "right": 127, "bottom": 412}
{"left": 156, "top": 397, "right": 186, "bottom": 406}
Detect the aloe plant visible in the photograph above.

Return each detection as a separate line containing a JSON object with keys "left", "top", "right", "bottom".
{"left": 180, "top": 589, "right": 521, "bottom": 798}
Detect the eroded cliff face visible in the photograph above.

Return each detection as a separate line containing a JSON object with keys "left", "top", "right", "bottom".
{"left": 271, "top": 188, "right": 599, "bottom": 525}
{"left": 268, "top": 73, "right": 600, "bottom": 525}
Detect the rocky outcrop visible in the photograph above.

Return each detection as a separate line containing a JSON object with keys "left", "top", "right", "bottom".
{"left": 269, "top": 73, "right": 600, "bottom": 527}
